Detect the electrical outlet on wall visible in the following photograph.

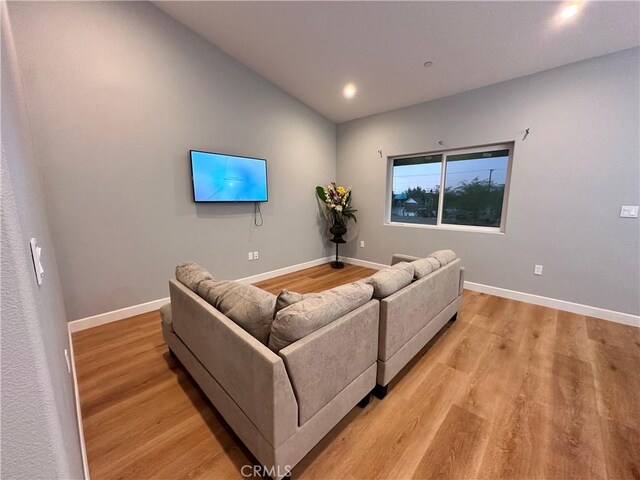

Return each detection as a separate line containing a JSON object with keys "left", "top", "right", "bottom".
{"left": 620, "top": 206, "right": 639, "bottom": 218}
{"left": 360, "top": 241, "right": 365, "bottom": 248}
{"left": 254, "top": 251, "right": 259, "bottom": 260}
{"left": 248, "top": 252, "right": 254, "bottom": 261}
{"left": 533, "top": 265, "right": 543, "bottom": 276}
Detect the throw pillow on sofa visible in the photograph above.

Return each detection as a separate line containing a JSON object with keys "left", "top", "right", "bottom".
{"left": 366, "top": 262, "right": 414, "bottom": 299}
{"left": 274, "top": 289, "right": 307, "bottom": 316}
{"left": 428, "top": 249, "right": 457, "bottom": 267}
{"left": 268, "top": 281, "right": 374, "bottom": 352}
{"left": 176, "top": 262, "right": 215, "bottom": 292}
{"left": 412, "top": 257, "right": 440, "bottom": 280}
{"left": 198, "top": 280, "right": 276, "bottom": 345}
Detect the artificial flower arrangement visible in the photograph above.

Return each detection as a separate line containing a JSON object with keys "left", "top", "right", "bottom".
{"left": 315, "top": 182, "right": 358, "bottom": 228}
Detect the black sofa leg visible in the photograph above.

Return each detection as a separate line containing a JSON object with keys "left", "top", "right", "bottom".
{"left": 168, "top": 348, "right": 178, "bottom": 361}
{"left": 450, "top": 312, "right": 458, "bottom": 322}
{"left": 358, "top": 393, "right": 371, "bottom": 408}
{"left": 373, "top": 384, "right": 388, "bottom": 400}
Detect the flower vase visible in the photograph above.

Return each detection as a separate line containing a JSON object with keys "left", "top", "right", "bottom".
{"left": 329, "top": 225, "right": 347, "bottom": 244}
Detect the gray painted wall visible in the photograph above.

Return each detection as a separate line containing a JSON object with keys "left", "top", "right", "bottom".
{"left": 6, "top": 1, "right": 639, "bottom": 322}
{"left": 7, "top": 1, "right": 336, "bottom": 320}
{"left": 337, "top": 48, "right": 640, "bottom": 316}
{"left": 1, "top": 4, "right": 85, "bottom": 478}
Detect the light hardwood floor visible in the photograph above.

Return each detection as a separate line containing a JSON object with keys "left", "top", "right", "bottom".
{"left": 72, "top": 263, "right": 640, "bottom": 480}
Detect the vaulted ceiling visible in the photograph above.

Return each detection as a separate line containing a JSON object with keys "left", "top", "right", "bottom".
{"left": 155, "top": 1, "right": 640, "bottom": 123}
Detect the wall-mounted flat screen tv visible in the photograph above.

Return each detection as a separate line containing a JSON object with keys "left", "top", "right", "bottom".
{"left": 190, "top": 150, "right": 268, "bottom": 203}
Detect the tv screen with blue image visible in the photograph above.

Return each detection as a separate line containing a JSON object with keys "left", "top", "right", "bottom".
{"left": 191, "top": 150, "right": 268, "bottom": 202}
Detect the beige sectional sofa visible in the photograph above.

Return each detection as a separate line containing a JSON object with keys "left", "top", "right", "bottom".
{"left": 370, "top": 251, "right": 464, "bottom": 398}
{"left": 160, "top": 250, "right": 462, "bottom": 477}
{"left": 161, "top": 266, "right": 379, "bottom": 479}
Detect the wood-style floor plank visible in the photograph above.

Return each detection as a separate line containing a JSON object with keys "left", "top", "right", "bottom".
{"left": 458, "top": 332, "right": 519, "bottom": 421}
{"left": 591, "top": 343, "right": 640, "bottom": 429}
{"left": 411, "top": 404, "right": 488, "bottom": 480}
{"left": 253, "top": 263, "right": 374, "bottom": 295}
{"left": 599, "top": 416, "right": 640, "bottom": 480}
{"left": 439, "top": 318, "right": 494, "bottom": 374}
{"left": 550, "top": 352, "right": 606, "bottom": 480}
{"left": 350, "top": 363, "right": 469, "bottom": 480}
{"left": 477, "top": 394, "right": 554, "bottom": 480}
{"left": 585, "top": 316, "right": 640, "bottom": 354}
{"left": 72, "top": 262, "right": 640, "bottom": 480}
{"left": 554, "top": 310, "right": 593, "bottom": 363}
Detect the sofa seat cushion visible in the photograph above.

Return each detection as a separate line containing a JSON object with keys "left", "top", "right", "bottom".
{"left": 412, "top": 257, "right": 440, "bottom": 279}
{"left": 198, "top": 280, "right": 276, "bottom": 345}
{"left": 367, "top": 262, "right": 414, "bottom": 299}
{"left": 429, "top": 249, "right": 457, "bottom": 267}
{"left": 176, "top": 262, "right": 214, "bottom": 292}
{"left": 268, "top": 281, "right": 374, "bottom": 352}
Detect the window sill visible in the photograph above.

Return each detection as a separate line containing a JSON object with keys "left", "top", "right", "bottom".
{"left": 384, "top": 222, "right": 505, "bottom": 235}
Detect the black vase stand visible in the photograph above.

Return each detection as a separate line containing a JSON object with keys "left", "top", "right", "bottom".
{"left": 329, "top": 225, "right": 347, "bottom": 269}
{"left": 330, "top": 241, "right": 344, "bottom": 269}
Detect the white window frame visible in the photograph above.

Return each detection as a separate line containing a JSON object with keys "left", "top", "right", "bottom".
{"left": 385, "top": 142, "right": 514, "bottom": 234}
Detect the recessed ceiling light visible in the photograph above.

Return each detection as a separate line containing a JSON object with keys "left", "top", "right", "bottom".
{"left": 343, "top": 83, "right": 357, "bottom": 99}
{"left": 423, "top": 61, "right": 434, "bottom": 68}
{"left": 560, "top": 3, "right": 579, "bottom": 19}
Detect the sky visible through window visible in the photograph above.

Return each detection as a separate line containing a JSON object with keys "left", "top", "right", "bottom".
{"left": 393, "top": 156, "right": 508, "bottom": 194}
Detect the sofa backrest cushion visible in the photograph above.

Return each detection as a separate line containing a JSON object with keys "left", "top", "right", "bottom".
{"left": 176, "top": 262, "right": 214, "bottom": 292}
{"left": 274, "top": 289, "right": 307, "bottom": 316}
{"left": 198, "top": 280, "right": 276, "bottom": 345}
{"left": 268, "top": 281, "right": 374, "bottom": 352}
{"left": 429, "top": 249, "right": 457, "bottom": 267}
{"left": 412, "top": 257, "right": 440, "bottom": 280}
{"left": 367, "top": 262, "right": 414, "bottom": 299}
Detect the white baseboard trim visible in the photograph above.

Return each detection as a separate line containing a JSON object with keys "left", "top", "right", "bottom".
{"left": 68, "top": 297, "right": 170, "bottom": 333}
{"left": 68, "top": 256, "right": 334, "bottom": 333}
{"left": 236, "top": 256, "right": 333, "bottom": 284}
{"left": 340, "top": 256, "right": 639, "bottom": 326}
{"left": 464, "top": 281, "right": 640, "bottom": 327}
{"left": 67, "top": 327, "right": 90, "bottom": 479}
{"left": 340, "top": 256, "right": 388, "bottom": 270}
{"left": 68, "top": 256, "right": 639, "bottom": 333}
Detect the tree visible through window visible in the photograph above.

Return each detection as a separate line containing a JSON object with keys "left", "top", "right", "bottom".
{"left": 390, "top": 145, "right": 511, "bottom": 230}
{"left": 391, "top": 154, "right": 442, "bottom": 225}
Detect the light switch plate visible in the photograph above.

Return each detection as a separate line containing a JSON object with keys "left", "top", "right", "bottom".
{"left": 64, "top": 349, "right": 71, "bottom": 374}
{"left": 620, "top": 206, "right": 639, "bottom": 218}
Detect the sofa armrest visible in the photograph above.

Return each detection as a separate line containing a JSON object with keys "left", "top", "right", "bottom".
{"left": 160, "top": 302, "right": 172, "bottom": 329}
{"left": 391, "top": 253, "right": 420, "bottom": 265}
{"left": 278, "top": 300, "right": 379, "bottom": 426}
{"left": 459, "top": 266, "right": 465, "bottom": 295}
{"left": 169, "top": 280, "right": 298, "bottom": 448}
